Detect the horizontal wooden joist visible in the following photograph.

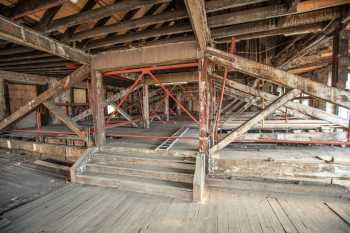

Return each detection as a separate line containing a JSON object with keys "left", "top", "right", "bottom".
{"left": 10, "top": 0, "right": 66, "bottom": 20}
{"left": 68, "top": 10, "right": 189, "bottom": 42}
{"left": 212, "top": 7, "right": 342, "bottom": 39}
{"left": 93, "top": 41, "right": 199, "bottom": 72}
{"left": 0, "top": 16, "right": 90, "bottom": 64}
{"left": 85, "top": 24, "right": 193, "bottom": 50}
{"left": 206, "top": 0, "right": 269, "bottom": 13}
{"left": 0, "top": 70, "right": 52, "bottom": 85}
{"left": 206, "top": 47, "right": 350, "bottom": 109}
{"left": 46, "top": 0, "right": 171, "bottom": 33}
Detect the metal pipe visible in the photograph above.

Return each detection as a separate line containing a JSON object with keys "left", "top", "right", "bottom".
{"left": 104, "top": 63, "right": 198, "bottom": 76}
{"left": 147, "top": 71, "right": 199, "bottom": 124}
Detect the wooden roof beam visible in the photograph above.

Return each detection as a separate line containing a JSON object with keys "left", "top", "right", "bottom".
{"left": 185, "top": 0, "right": 211, "bottom": 52}
{"left": 10, "top": 0, "right": 67, "bottom": 20}
{"left": 206, "top": 0, "right": 269, "bottom": 13}
{"left": 46, "top": 0, "right": 171, "bottom": 33}
{"left": 206, "top": 47, "right": 350, "bottom": 109}
{"left": 0, "top": 16, "right": 90, "bottom": 64}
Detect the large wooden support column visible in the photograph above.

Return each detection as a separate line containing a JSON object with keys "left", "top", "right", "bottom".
{"left": 332, "top": 31, "right": 349, "bottom": 89}
{"left": 0, "top": 65, "right": 90, "bottom": 130}
{"left": 198, "top": 59, "right": 210, "bottom": 153}
{"left": 210, "top": 89, "right": 301, "bottom": 153}
{"left": 91, "top": 69, "right": 106, "bottom": 147}
{"left": 0, "top": 78, "right": 6, "bottom": 120}
{"left": 143, "top": 84, "right": 150, "bottom": 128}
{"left": 206, "top": 47, "right": 350, "bottom": 109}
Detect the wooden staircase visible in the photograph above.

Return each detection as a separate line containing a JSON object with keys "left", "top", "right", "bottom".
{"left": 71, "top": 146, "right": 196, "bottom": 201}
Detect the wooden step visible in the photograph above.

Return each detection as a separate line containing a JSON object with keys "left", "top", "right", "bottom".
{"left": 92, "top": 152, "right": 195, "bottom": 171}
{"left": 100, "top": 145, "right": 197, "bottom": 158}
{"left": 86, "top": 163, "right": 194, "bottom": 184}
{"left": 75, "top": 172, "right": 193, "bottom": 201}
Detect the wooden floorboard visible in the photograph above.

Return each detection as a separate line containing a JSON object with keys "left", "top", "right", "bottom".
{"left": 2, "top": 185, "right": 350, "bottom": 233}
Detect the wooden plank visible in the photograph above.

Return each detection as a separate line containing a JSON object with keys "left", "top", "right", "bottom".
{"left": 0, "top": 16, "right": 90, "bottom": 64}
{"left": 93, "top": 41, "right": 199, "bottom": 72}
{"left": 296, "top": 0, "right": 350, "bottom": 13}
{"left": 210, "top": 89, "right": 301, "bottom": 153}
{"left": 211, "top": 73, "right": 349, "bottom": 128}
{"left": 43, "top": 101, "right": 87, "bottom": 142}
{"left": 0, "top": 65, "right": 90, "bottom": 130}
{"left": 206, "top": 47, "right": 350, "bottom": 109}
{"left": 10, "top": 0, "right": 65, "bottom": 20}
{"left": 212, "top": 7, "right": 341, "bottom": 40}
{"left": 85, "top": 24, "right": 192, "bottom": 50}
{"left": 46, "top": 0, "right": 171, "bottom": 33}
{"left": 206, "top": 0, "right": 269, "bottom": 13}
{"left": 208, "top": 4, "right": 288, "bottom": 28}
{"left": 68, "top": 10, "right": 188, "bottom": 42}
{"left": 193, "top": 154, "right": 206, "bottom": 202}
{"left": 184, "top": 0, "right": 211, "bottom": 51}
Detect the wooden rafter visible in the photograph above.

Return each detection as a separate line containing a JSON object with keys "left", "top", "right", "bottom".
{"left": 0, "top": 15, "right": 90, "bottom": 64}
{"left": 206, "top": 47, "right": 350, "bottom": 109}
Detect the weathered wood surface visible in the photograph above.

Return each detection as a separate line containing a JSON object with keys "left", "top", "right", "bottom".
{"left": 0, "top": 65, "right": 90, "bottom": 130}
{"left": 211, "top": 73, "right": 349, "bottom": 128}
{"left": 46, "top": 0, "right": 171, "bottom": 33}
{"left": 206, "top": 47, "right": 350, "bottom": 109}
{"left": 2, "top": 184, "right": 350, "bottom": 233}
{"left": 91, "top": 70, "right": 106, "bottom": 147}
{"left": 0, "top": 16, "right": 90, "bottom": 64}
{"left": 184, "top": 0, "right": 211, "bottom": 51}
{"left": 43, "top": 101, "right": 87, "bottom": 142}
{"left": 211, "top": 89, "right": 301, "bottom": 153}
{"left": 93, "top": 41, "right": 199, "bottom": 72}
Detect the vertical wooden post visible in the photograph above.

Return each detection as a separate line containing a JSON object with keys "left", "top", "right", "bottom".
{"left": 0, "top": 78, "right": 7, "bottom": 120}
{"left": 164, "top": 95, "right": 169, "bottom": 121}
{"left": 91, "top": 68, "right": 106, "bottom": 147}
{"left": 198, "top": 58, "right": 210, "bottom": 153}
{"left": 332, "top": 31, "right": 349, "bottom": 89}
{"left": 176, "top": 92, "right": 182, "bottom": 116}
{"left": 143, "top": 84, "right": 150, "bottom": 128}
{"left": 194, "top": 58, "right": 209, "bottom": 202}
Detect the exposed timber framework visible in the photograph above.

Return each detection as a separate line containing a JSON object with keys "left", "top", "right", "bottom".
{"left": 0, "top": 0, "right": 349, "bottom": 202}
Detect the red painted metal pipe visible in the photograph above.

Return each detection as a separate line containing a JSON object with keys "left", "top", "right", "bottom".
{"left": 231, "top": 139, "right": 350, "bottom": 146}
{"left": 104, "top": 63, "right": 198, "bottom": 76}
{"left": 147, "top": 71, "right": 199, "bottom": 124}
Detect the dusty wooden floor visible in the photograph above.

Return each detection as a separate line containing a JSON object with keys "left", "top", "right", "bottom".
{"left": 1, "top": 184, "right": 350, "bottom": 233}
{"left": 0, "top": 149, "right": 65, "bottom": 215}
